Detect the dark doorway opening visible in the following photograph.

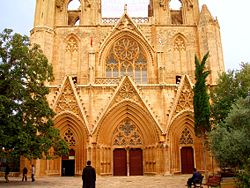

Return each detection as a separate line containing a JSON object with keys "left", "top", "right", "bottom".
{"left": 181, "top": 146, "right": 194, "bottom": 174}
{"left": 61, "top": 149, "right": 75, "bottom": 176}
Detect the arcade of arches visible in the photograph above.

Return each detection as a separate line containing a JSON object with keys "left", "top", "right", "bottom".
{"left": 26, "top": 0, "right": 224, "bottom": 176}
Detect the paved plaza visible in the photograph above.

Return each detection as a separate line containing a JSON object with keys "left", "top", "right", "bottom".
{"left": 0, "top": 175, "right": 190, "bottom": 188}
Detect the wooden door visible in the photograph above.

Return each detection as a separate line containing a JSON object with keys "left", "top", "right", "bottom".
{"left": 113, "top": 148, "right": 127, "bottom": 176}
{"left": 181, "top": 147, "right": 194, "bottom": 174}
{"left": 129, "top": 148, "right": 143, "bottom": 176}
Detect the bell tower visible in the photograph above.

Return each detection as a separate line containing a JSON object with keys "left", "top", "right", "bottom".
{"left": 31, "top": 0, "right": 56, "bottom": 64}
{"left": 148, "top": 0, "right": 199, "bottom": 25}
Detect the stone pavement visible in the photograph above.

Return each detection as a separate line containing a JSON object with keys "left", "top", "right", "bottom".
{"left": 0, "top": 175, "right": 190, "bottom": 188}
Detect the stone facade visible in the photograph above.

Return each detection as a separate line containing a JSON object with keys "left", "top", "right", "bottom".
{"left": 28, "top": 0, "right": 224, "bottom": 176}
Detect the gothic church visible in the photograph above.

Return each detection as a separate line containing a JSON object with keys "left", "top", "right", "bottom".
{"left": 27, "top": 0, "right": 224, "bottom": 176}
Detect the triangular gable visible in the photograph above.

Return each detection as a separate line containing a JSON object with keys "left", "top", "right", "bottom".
{"left": 114, "top": 13, "right": 141, "bottom": 33}
{"left": 93, "top": 76, "right": 162, "bottom": 132}
{"left": 53, "top": 76, "right": 88, "bottom": 125}
{"left": 110, "top": 76, "right": 143, "bottom": 107}
{"left": 167, "top": 75, "right": 194, "bottom": 126}
{"left": 99, "top": 12, "right": 154, "bottom": 55}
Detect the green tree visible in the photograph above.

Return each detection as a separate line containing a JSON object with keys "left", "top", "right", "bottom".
{"left": 193, "top": 52, "right": 211, "bottom": 176}
{"left": 209, "top": 96, "right": 250, "bottom": 187}
{"left": 0, "top": 29, "right": 68, "bottom": 161}
{"left": 210, "top": 63, "right": 250, "bottom": 124}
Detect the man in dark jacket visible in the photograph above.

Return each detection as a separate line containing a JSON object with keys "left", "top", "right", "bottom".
{"left": 82, "top": 160, "right": 96, "bottom": 188}
{"left": 5, "top": 164, "right": 10, "bottom": 183}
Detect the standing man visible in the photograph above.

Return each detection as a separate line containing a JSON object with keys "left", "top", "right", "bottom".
{"left": 31, "top": 164, "right": 35, "bottom": 182}
{"left": 5, "top": 164, "right": 10, "bottom": 183}
{"left": 22, "top": 166, "right": 28, "bottom": 181}
{"left": 82, "top": 160, "right": 96, "bottom": 188}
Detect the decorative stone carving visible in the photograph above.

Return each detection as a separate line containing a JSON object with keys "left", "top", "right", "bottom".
{"left": 174, "top": 36, "right": 186, "bottom": 51}
{"left": 179, "top": 128, "right": 193, "bottom": 144}
{"left": 117, "top": 17, "right": 135, "bottom": 31}
{"left": 159, "top": 0, "right": 170, "bottom": 10}
{"left": 114, "top": 79, "right": 141, "bottom": 103}
{"left": 64, "top": 129, "right": 76, "bottom": 146}
{"left": 175, "top": 84, "right": 193, "bottom": 113}
{"left": 55, "top": 80, "right": 81, "bottom": 117}
{"left": 56, "top": 0, "right": 64, "bottom": 11}
{"left": 113, "top": 37, "right": 139, "bottom": 62}
{"left": 113, "top": 119, "right": 142, "bottom": 146}
{"left": 66, "top": 37, "right": 78, "bottom": 53}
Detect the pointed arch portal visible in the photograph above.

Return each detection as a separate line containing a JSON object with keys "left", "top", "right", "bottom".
{"left": 95, "top": 100, "right": 161, "bottom": 175}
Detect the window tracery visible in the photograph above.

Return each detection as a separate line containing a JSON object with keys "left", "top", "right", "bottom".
{"left": 66, "top": 37, "right": 78, "bottom": 53}
{"left": 64, "top": 129, "right": 76, "bottom": 146}
{"left": 179, "top": 128, "right": 193, "bottom": 145}
{"left": 106, "top": 37, "right": 147, "bottom": 84}
{"left": 113, "top": 119, "right": 142, "bottom": 146}
{"left": 174, "top": 36, "right": 186, "bottom": 51}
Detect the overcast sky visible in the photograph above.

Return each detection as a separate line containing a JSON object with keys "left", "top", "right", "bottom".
{"left": 0, "top": 0, "right": 249, "bottom": 71}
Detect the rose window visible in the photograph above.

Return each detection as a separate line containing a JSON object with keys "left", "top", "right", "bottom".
{"left": 106, "top": 36, "right": 147, "bottom": 83}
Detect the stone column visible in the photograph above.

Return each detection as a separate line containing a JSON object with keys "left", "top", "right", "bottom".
{"left": 88, "top": 48, "right": 95, "bottom": 84}
{"left": 164, "top": 143, "right": 171, "bottom": 175}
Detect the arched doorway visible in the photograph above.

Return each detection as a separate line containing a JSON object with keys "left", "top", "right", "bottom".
{"left": 95, "top": 100, "right": 161, "bottom": 175}
{"left": 113, "top": 119, "right": 144, "bottom": 176}
{"left": 62, "top": 149, "right": 75, "bottom": 176}
{"left": 181, "top": 146, "right": 194, "bottom": 174}
{"left": 53, "top": 112, "right": 88, "bottom": 176}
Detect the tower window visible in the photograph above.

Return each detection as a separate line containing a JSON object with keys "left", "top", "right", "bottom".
{"left": 176, "top": 75, "right": 181, "bottom": 84}
{"left": 72, "top": 76, "right": 77, "bottom": 84}
{"left": 169, "top": 0, "right": 182, "bottom": 10}
{"left": 68, "top": 0, "right": 81, "bottom": 11}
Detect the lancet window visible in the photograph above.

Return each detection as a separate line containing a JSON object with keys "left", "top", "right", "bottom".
{"left": 106, "top": 37, "right": 147, "bottom": 84}
{"left": 67, "top": 0, "right": 81, "bottom": 26}
{"left": 169, "top": 0, "right": 182, "bottom": 10}
{"left": 66, "top": 37, "right": 78, "bottom": 53}
{"left": 68, "top": 0, "right": 81, "bottom": 10}
{"left": 174, "top": 36, "right": 186, "bottom": 51}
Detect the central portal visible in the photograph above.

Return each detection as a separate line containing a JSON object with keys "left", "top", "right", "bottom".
{"left": 113, "top": 148, "right": 143, "bottom": 176}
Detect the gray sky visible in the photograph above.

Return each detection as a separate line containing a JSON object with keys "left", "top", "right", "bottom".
{"left": 0, "top": 0, "right": 249, "bottom": 71}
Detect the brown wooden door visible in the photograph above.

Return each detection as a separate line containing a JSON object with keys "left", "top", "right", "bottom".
{"left": 129, "top": 148, "right": 143, "bottom": 176}
{"left": 181, "top": 147, "right": 194, "bottom": 174}
{"left": 113, "top": 149, "right": 127, "bottom": 176}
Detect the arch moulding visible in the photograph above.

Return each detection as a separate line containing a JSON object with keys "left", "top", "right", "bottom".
{"left": 93, "top": 100, "right": 161, "bottom": 146}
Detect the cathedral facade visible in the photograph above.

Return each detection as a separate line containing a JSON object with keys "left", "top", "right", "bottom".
{"left": 28, "top": 0, "right": 224, "bottom": 176}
